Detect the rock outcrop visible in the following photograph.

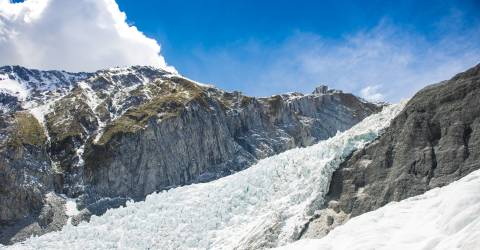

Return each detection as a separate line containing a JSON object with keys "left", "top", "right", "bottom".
{"left": 0, "top": 65, "right": 379, "bottom": 244}
{"left": 300, "top": 63, "right": 480, "bottom": 238}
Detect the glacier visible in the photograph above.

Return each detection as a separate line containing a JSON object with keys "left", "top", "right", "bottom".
{"left": 4, "top": 102, "right": 405, "bottom": 250}
{"left": 275, "top": 169, "right": 480, "bottom": 250}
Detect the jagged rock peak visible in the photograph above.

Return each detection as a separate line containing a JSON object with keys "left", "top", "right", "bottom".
{"left": 311, "top": 85, "right": 342, "bottom": 95}
{"left": 312, "top": 85, "right": 329, "bottom": 94}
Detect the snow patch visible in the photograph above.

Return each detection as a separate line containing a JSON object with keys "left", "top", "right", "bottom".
{"left": 75, "top": 145, "right": 85, "bottom": 167}
{"left": 0, "top": 76, "right": 29, "bottom": 100}
{"left": 64, "top": 199, "right": 80, "bottom": 218}
{"left": 172, "top": 74, "right": 216, "bottom": 88}
{"left": 60, "top": 195, "right": 80, "bottom": 225}
{"left": 26, "top": 99, "right": 59, "bottom": 141}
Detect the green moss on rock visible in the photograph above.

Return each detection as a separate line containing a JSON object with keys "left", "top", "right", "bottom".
{"left": 95, "top": 77, "right": 219, "bottom": 145}
{"left": 9, "top": 112, "right": 47, "bottom": 147}
{"left": 45, "top": 90, "right": 97, "bottom": 143}
{"left": 97, "top": 81, "right": 203, "bottom": 145}
{"left": 95, "top": 101, "right": 111, "bottom": 122}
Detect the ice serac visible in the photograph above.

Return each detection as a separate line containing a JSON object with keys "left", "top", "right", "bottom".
{"left": 300, "top": 63, "right": 480, "bottom": 238}
{"left": 0, "top": 65, "right": 379, "bottom": 244}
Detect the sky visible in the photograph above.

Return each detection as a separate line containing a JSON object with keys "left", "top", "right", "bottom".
{"left": 1, "top": 0, "right": 480, "bottom": 101}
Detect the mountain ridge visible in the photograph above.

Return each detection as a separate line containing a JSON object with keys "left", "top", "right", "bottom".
{"left": 0, "top": 65, "right": 379, "bottom": 244}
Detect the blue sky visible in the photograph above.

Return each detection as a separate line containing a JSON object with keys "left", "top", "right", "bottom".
{"left": 113, "top": 0, "right": 480, "bottom": 101}
{"left": 4, "top": 0, "right": 480, "bottom": 101}
{"left": 116, "top": 0, "right": 479, "bottom": 49}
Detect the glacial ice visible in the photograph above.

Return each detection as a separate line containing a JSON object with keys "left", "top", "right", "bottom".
{"left": 5, "top": 102, "right": 406, "bottom": 250}
{"left": 275, "top": 169, "right": 480, "bottom": 250}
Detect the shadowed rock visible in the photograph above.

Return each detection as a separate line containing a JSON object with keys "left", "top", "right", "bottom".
{"left": 300, "top": 63, "right": 480, "bottom": 239}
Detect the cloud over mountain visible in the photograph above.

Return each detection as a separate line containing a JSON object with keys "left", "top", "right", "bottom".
{"left": 0, "top": 0, "right": 176, "bottom": 72}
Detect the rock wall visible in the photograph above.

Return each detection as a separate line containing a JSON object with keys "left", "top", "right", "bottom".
{"left": 300, "top": 63, "right": 480, "bottom": 238}
{"left": 0, "top": 113, "right": 65, "bottom": 243}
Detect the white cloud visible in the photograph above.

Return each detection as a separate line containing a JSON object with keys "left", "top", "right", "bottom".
{"left": 0, "top": 0, "right": 176, "bottom": 73}
{"left": 360, "top": 85, "right": 384, "bottom": 102}
{"left": 282, "top": 21, "right": 480, "bottom": 102}
{"left": 181, "top": 18, "right": 480, "bottom": 102}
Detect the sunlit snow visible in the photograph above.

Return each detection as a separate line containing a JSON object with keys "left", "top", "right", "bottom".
{"left": 275, "top": 169, "right": 480, "bottom": 250}
{"left": 5, "top": 102, "right": 406, "bottom": 250}
{"left": 0, "top": 75, "right": 29, "bottom": 100}
{"left": 62, "top": 196, "right": 81, "bottom": 225}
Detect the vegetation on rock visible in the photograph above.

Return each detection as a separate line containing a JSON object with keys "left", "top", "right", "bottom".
{"left": 9, "top": 111, "right": 47, "bottom": 147}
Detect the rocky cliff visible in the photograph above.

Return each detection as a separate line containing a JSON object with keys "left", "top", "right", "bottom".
{"left": 0, "top": 65, "right": 379, "bottom": 244}
{"left": 300, "top": 63, "right": 480, "bottom": 239}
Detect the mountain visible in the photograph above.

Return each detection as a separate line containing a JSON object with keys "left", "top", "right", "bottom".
{"left": 298, "top": 63, "right": 480, "bottom": 239}
{"left": 4, "top": 63, "right": 478, "bottom": 249}
{"left": 0, "top": 94, "right": 405, "bottom": 250}
{"left": 0, "top": 65, "right": 379, "bottom": 244}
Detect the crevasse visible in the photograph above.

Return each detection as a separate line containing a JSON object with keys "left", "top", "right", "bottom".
{"left": 6, "top": 102, "right": 407, "bottom": 250}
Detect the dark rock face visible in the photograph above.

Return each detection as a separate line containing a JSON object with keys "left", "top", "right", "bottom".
{"left": 0, "top": 93, "right": 19, "bottom": 113}
{"left": 301, "top": 63, "right": 480, "bottom": 238}
{"left": 0, "top": 66, "right": 379, "bottom": 244}
{"left": 0, "top": 113, "right": 63, "bottom": 244}
{"left": 0, "top": 192, "right": 67, "bottom": 245}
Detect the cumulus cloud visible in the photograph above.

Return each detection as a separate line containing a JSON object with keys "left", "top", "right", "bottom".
{"left": 360, "top": 85, "right": 384, "bottom": 102}
{"left": 0, "top": 0, "right": 176, "bottom": 73}
{"left": 181, "top": 18, "right": 480, "bottom": 102}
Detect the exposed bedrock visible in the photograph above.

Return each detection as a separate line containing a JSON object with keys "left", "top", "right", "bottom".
{"left": 301, "top": 63, "right": 480, "bottom": 239}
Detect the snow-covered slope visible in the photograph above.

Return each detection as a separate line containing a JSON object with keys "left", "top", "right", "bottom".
{"left": 3, "top": 102, "right": 405, "bottom": 250}
{"left": 275, "top": 169, "right": 480, "bottom": 250}
{"left": 0, "top": 65, "right": 90, "bottom": 103}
